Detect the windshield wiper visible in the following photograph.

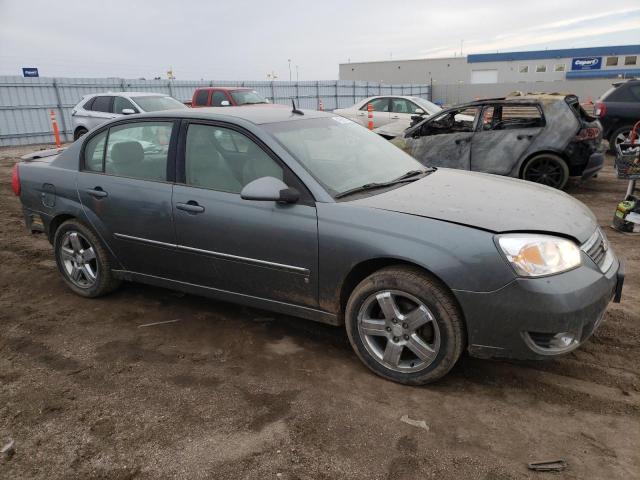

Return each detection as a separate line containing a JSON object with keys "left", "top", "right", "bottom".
{"left": 334, "top": 169, "right": 434, "bottom": 199}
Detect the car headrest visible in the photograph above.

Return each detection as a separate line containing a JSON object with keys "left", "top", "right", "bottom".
{"left": 111, "top": 141, "right": 143, "bottom": 164}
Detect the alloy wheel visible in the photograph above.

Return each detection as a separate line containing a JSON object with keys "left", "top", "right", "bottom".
{"left": 357, "top": 290, "right": 441, "bottom": 373}
{"left": 523, "top": 157, "right": 566, "bottom": 188}
{"left": 59, "top": 231, "right": 98, "bottom": 288}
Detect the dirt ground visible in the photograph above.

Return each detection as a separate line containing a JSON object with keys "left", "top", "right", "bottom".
{"left": 0, "top": 144, "right": 638, "bottom": 480}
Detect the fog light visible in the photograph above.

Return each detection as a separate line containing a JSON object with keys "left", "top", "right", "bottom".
{"left": 523, "top": 329, "right": 582, "bottom": 355}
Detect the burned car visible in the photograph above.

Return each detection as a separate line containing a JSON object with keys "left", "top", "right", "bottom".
{"left": 401, "top": 94, "right": 604, "bottom": 189}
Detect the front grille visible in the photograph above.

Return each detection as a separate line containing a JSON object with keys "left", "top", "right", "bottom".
{"left": 581, "top": 228, "right": 613, "bottom": 272}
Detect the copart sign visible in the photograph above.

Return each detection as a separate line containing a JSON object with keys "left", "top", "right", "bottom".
{"left": 571, "top": 57, "right": 601, "bottom": 71}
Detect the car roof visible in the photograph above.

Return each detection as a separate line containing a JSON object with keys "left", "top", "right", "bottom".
{"left": 85, "top": 91, "right": 170, "bottom": 98}
{"left": 139, "top": 106, "right": 334, "bottom": 125}
{"left": 194, "top": 87, "right": 252, "bottom": 91}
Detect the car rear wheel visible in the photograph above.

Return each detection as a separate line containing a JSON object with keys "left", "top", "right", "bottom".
{"left": 521, "top": 153, "right": 569, "bottom": 190}
{"left": 74, "top": 127, "right": 88, "bottom": 141}
{"left": 609, "top": 126, "right": 632, "bottom": 152}
{"left": 345, "top": 266, "right": 465, "bottom": 385}
{"left": 53, "top": 219, "right": 120, "bottom": 297}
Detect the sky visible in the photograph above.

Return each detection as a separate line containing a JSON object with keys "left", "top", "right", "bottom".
{"left": 1, "top": 0, "right": 639, "bottom": 80}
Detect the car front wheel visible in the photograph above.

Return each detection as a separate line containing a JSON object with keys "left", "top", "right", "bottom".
{"left": 53, "top": 219, "right": 120, "bottom": 297}
{"left": 345, "top": 266, "right": 465, "bottom": 385}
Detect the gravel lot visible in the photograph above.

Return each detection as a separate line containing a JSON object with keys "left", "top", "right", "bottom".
{"left": 1, "top": 144, "right": 639, "bottom": 480}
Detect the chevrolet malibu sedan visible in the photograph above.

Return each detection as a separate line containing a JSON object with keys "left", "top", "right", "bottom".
{"left": 13, "top": 107, "right": 623, "bottom": 384}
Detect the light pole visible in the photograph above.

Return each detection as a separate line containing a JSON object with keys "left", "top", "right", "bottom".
{"left": 296, "top": 65, "right": 299, "bottom": 82}
{"left": 288, "top": 59, "right": 292, "bottom": 82}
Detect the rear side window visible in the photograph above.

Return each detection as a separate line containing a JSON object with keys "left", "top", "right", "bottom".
{"left": 607, "top": 85, "right": 640, "bottom": 102}
{"left": 91, "top": 96, "right": 113, "bottom": 113}
{"left": 104, "top": 122, "right": 173, "bottom": 181}
{"left": 84, "top": 131, "right": 107, "bottom": 171}
{"left": 211, "top": 91, "right": 228, "bottom": 106}
{"left": 194, "top": 90, "right": 209, "bottom": 106}
{"left": 82, "top": 97, "right": 96, "bottom": 110}
{"left": 485, "top": 105, "right": 544, "bottom": 130}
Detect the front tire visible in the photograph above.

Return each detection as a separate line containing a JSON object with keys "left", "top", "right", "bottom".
{"left": 53, "top": 219, "right": 120, "bottom": 297}
{"left": 345, "top": 266, "right": 465, "bottom": 385}
{"left": 521, "top": 153, "right": 569, "bottom": 189}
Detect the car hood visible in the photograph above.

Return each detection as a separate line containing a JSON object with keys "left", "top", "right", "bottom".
{"left": 350, "top": 168, "right": 597, "bottom": 244}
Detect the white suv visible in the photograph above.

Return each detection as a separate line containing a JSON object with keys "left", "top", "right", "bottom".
{"left": 71, "top": 92, "right": 187, "bottom": 140}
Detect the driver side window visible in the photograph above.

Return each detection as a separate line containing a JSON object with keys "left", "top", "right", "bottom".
{"left": 185, "top": 124, "right": 283, "bottom": 193}
{"left": 421, "top": 107, "right": 479, "bottom": 135}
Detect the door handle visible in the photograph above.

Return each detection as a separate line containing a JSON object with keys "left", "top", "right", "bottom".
{"left": 357, "top": 112, "right": 366, "bottom": 116}
{"left": 176, "top": 201, "right": 205, "bottom": 214}
{"left": 86, "top": 187, "right": 108, "bottom": 198}
{"left": 455, "top": 138, "right": 471, "bottom": 144}
{"left": 391, "top": 115, "right": 400, "bottom": 119}
{"left": 517, "top": 134, "right": 534, "bottom": 140}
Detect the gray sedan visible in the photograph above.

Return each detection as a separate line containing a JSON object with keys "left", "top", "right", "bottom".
{"left": 14, "top": 107, "right": 623, "bottom": 384}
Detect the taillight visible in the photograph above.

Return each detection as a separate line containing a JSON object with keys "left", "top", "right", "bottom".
{"left": 574, "top": 127, "right": 601, "bottom": 142}
{"left": 11, "top": 163, "right": 21, "bottom": 196}
{"left": 594, "top": 102, "right": 606, "bottom": 118}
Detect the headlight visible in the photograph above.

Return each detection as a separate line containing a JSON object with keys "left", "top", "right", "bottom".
{"left": 497, "top": 234, "right": 581, "bottom": 277}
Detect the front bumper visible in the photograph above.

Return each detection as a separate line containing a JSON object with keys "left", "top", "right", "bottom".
{"left": 454, "top": 253, "right": 622, "bottom": 360}
{"left": 580, "top": 152, "right": 605, "bottom": 180}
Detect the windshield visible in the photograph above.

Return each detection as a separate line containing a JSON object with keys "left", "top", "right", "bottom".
{"left": 231, "top": 90, "right": 268, "bottom": 105}
{"left": 412, "top": 97, "right": 442, "bottom": 115}
{"left": 265, "top": 117, "right": 425, "bottom": 197}
{"left": 130, "top": 96, "right": 187, "bottom": 112}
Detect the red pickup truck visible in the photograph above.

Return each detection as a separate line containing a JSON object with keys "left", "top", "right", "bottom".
{"left": 191, "top": 87, "right": 275, "bottom": 107}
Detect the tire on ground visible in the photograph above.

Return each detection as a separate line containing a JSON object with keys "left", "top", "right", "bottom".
{"left": 53, "top": 219, "right": 120, "bottom": 298}
{"left": 521, "top": 153, "right": 569, "bottom": 190}
{"left": 345, "top": 265, "right": 465, "bottom": 385}
{"left": 608, "top": 125, "right": 632, "bottom": 153}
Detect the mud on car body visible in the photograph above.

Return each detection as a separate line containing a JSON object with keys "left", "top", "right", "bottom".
{"left": 401, "top": 93, "right": 604, "bottom": 189}
{"left": 12, "top": 106, "right": 623, "bottom": 385}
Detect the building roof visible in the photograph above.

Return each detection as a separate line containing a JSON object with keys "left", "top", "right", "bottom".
{"left": 467, "top": 45, "right": 640, "bottom": 63}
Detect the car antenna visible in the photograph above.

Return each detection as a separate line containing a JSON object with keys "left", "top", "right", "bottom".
{"left": 291, "top": 98, "right": 304, "bottom": 115}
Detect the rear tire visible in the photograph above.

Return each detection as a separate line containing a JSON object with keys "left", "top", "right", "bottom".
{"left": 345, "top": 266, "right": 465, "bottom": 385}
{"left": 521, "top": 153, "right": 569, "bottom": 190}
{"left": 74, "top": 127, "right": 88, "bottom": 141}
{"left": 53, "top": 219, "right": 120, "bottom": 297}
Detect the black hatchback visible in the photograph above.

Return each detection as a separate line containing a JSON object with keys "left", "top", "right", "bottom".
{"left": 595, "top": 78, "right": 640, "bottom": 151}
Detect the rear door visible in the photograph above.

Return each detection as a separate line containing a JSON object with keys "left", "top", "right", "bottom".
{"left": 470, "top": 103, "right": 544, "bottom": 175}
{"left": 86, "top": 95, "right": 116, "bottom": 129}
{"left": 172, "top": 121, "right": 319, "bottom": 307}
{"left": 77, "top": 119, "right": 181, "bottom": 278}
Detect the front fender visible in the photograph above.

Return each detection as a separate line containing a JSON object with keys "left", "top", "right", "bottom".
{"left": 317, "top": 203, "right": 515, "bottom": 313}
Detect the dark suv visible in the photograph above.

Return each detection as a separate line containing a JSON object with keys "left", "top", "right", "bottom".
{"left": 595, "top": 78, "right": 640, "bottom": 151}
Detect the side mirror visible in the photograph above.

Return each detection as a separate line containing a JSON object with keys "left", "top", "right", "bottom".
{"left": 414, "top": 108, "right": 425, "bottom": 115}
{"left": 121, "top": 108, "right": 136, "bottom": 115}
{"left": 220, "top": 100, "right": 231, "bottom": 106}
{"left": 240, "top": 176, "right": 299, "bottom": 204}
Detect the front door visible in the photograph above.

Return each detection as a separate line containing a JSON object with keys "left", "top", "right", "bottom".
{"left": 172, "top": 122, "right": 318, "bottom": 307}
{"left": 471, "top": 104, "right": 544, "bottom": 175}
{"left": 407, "top": 106, "right": 480, "bottom": 170}
{"left": 355, "top": 97, "right": 391, "bottom": 129}
{"left": 77, "top": 120, "right": 181, "bottom": 278}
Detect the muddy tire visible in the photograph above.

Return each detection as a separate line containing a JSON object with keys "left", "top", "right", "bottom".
{"left": 521, "top": 153, "right": 569, "bottom": 190}
{"left": 345, "top": 266, "right": 465, "bottom": 385}
{"left": 53, "top": 219, "right": 120, "bottom": 297}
